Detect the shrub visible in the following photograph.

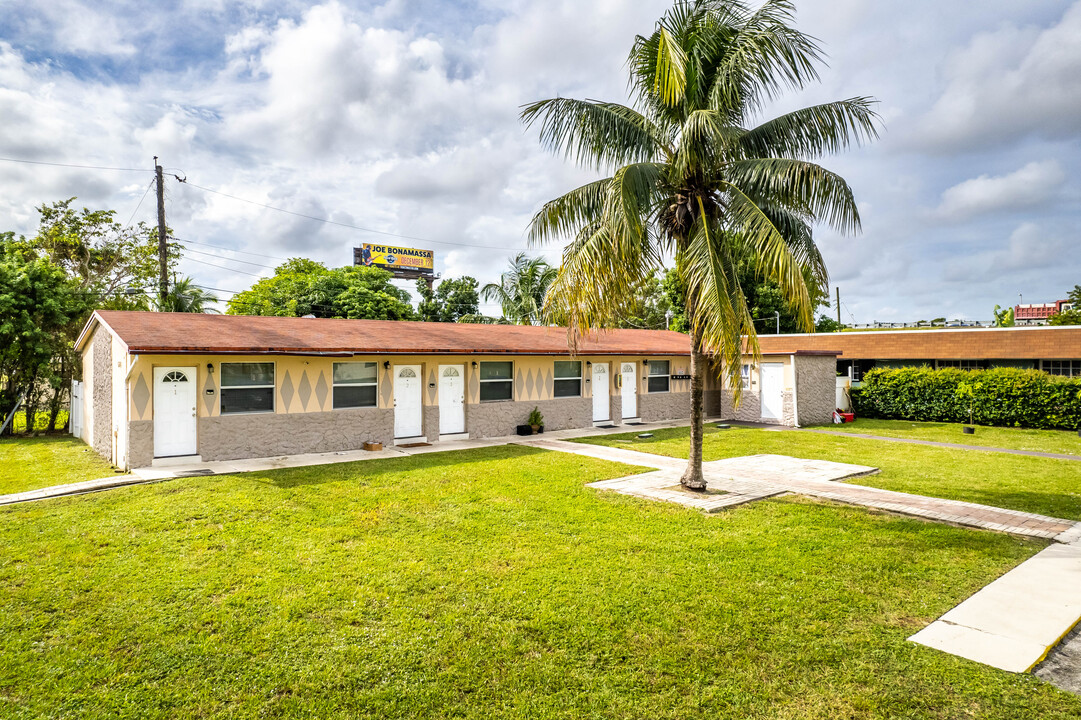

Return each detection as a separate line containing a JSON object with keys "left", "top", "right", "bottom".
{"left": 852, "top": 367, "right": 1081, "bottom": 430}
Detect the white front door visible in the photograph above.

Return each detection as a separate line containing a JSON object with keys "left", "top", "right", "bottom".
{"left": 621, "top": 362, "right": 637, "bottom": 419}
{"left": 438, "top": 365, "right": 465, "bottom": 435}
{"left": 153, "top": 366, "right": 197, "bottom": 457}
{"left": 394, "top": 365, "right": 423, "bottom": 438}
{"left": 760, "top": 363, "right": 785, "bottom": 420}
{"left": 592, "top": 363, "right": 610, "bottom": 422}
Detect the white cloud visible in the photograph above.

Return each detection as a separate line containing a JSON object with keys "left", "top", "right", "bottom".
{"left": 934, "top": 160, "right": 1066, "bottom": 221}
{"left": 913, "top": 2, "right": 1081, "bottom": 151}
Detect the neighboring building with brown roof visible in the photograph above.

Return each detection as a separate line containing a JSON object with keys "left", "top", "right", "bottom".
{"left": 754, "top": 325, "right": 1081, "bottom": 381}
{"left": 75, "top": 311, "right": 839, "bottom": 469}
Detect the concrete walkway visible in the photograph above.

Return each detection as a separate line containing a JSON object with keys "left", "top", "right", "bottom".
{"left": 910, "top": 543, "right": 1081, "bottom": 673}
{"left": 798, "top": 427, "right": 1081, "bottom": 462}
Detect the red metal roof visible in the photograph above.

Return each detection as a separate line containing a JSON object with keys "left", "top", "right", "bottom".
{"left": 84, "top": 311, "right": 693, "bottom": 356}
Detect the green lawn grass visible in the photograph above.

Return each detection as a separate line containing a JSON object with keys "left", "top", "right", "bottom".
{"left": 817, "top": 418, "right": 1081, "bottom": 456}
{"left": 0, "top": 435, "right": 119, "bottom": 495}
{"left": 580, "top": 426, "right": 1081, "bottom": 521}
{"left": 1, "top": 444, "right": 1078, "bottom": 718}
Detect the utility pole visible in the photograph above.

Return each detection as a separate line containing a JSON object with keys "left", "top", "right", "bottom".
{"left": 835, "top": 287, "right": 841, "bottom": 329}
{"left": 154, "top": 157, "right": 168, "bottom": 307}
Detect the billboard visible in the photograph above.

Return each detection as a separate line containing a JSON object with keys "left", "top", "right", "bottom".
{"left": 356, "top": 244, "right": 434, "bottom": 274}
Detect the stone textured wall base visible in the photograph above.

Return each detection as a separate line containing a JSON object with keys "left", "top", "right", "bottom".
{"left": 639, "top": 392, "right": 691, "bottom": 422}
{"left": 467, "top": 397, "right": 591, "bottom": 439}
{"left": 197, "top": 408, "right": 395, "bottom": 462}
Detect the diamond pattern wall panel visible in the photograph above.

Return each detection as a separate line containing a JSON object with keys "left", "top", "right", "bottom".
{"left": 525, "top": 368, "right": 535, "bottom": 399}
{"left": 298, "top": 371, "right": 313, "bottom": 411}
{"left": 380, "top": 368, "right": 393, "bottom": 407}
{"left": 132, "top": 374, "right": 150, "bottom": 418}
{"left": 280, "top": 370, "right": 295, "bottom": 411}
{"left": 515, "top": 368, "right": 525, "bottom": 399}
{"left": 314, "top": 372, "right": 329, "bottom": 410}
{"left": 427, "top": 368, "right": 437, "bottom": 404}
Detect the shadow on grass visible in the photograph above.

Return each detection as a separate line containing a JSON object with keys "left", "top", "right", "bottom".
{"left": 248, "top": 443, "right": 579, "bottom": 490}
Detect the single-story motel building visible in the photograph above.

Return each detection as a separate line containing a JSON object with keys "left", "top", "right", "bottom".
{"left": 76, "top": 311, "right": 839, "bottom": 470}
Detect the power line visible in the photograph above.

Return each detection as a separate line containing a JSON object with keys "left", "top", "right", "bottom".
{"left": 0, "top": 156, "right": 153, "bottom": 173}
{"left": 175, "top": 237, "right": 291, "bottom": 261}
{"left": 122, "top": 179, "right": 156, "bottom": 228}
{"left": 177, "top": 177, "right": 547, "bottom": 253}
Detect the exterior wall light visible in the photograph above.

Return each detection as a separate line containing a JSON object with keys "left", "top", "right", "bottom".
{"left": 383, "top": 360, "right": 390, "bottom": 370}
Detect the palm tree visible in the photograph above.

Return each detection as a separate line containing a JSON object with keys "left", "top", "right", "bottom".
{"left": 157, "top": 276, "right": 220, "bottom": 313}
{"left": 522, "top": 0, "right": 878, "bottom": 489}
{"left": 481, "top": 252, "right": 558, "bottom": 325}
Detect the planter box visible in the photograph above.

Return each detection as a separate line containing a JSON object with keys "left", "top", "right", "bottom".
{"left": 363, "top": 441, "right": 383, "bottom": 451}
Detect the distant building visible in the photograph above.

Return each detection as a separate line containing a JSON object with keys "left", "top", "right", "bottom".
{"left": 1015, "top": 299, "right": 1074, "bottom": 325}
{"left": 755, "top": 325, "right": 1081, "bottom": 382}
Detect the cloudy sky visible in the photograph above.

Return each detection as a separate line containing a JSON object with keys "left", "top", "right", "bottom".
{"left": 1, "top": 0, "right": 1079, "bottom": 323}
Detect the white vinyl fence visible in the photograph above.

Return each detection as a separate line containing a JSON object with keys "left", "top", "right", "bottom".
{"left": 70, "top": 380, "right": 83, "bottom": 438}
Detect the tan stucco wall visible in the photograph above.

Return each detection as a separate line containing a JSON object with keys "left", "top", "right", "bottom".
{"left": 125, "top": 353, "right": 692, "bottom": 422}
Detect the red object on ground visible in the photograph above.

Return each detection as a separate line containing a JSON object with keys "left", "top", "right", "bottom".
{"left": 840, "top": 412, "right": 855, "bottom": 423}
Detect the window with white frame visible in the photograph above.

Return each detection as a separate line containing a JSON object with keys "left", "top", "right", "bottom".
{"left": 333, "top": 362, "right": 378, "bottom": 408}
{"left": 936, "top": 359, "right": 983, "bottom": 371}
{"left": 647, "top": 360, "right": 670, "bottom": 393}
{"left": 554, "top": 361, "right": 582, "bottom": 398}
{"left": 740, "top": 363, "right": 752, "bottom": 389}
{"left": 1042, "top": 360, "right": 1081, "bottom": 377}
{"left": 220, "top": 362, "right": 275, "bottom": 414}
{"left": 479, "top": 361, "right": 513, "bottom": 401}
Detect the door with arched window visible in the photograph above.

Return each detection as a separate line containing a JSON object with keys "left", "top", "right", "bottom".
{"left": 393, "top": 365, "right": 423, "bottom": 439}
{"left": 153, "top": 366, "right": 197, "bottom": 457}
{"left": 438, "top": 365, "right": 465, "bottom": 435}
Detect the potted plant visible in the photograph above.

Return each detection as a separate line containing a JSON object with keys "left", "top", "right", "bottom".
{"left": 956, "top": 381, "right": 977, "bottom": 434}
{"left": 528, "top": 406, "right": 544, "bottom": 434}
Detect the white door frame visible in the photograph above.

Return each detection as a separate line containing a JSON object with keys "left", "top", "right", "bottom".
{"left": 438, "top": 364, "right": 466, "bottom": 436}
{"left": 592, "top": 362, "right": 610, "bottom": 422}
{"left": 393, "top": 364, "right": 424, "bottom": 439}
{"left": 760, "top": 362, "right": 785, "bottom": 421}
{"left": 153, "top": 366, "right": 198, "bottom": 458}
{"left": 621, "top": 362, "right": 638, "bottom": 419}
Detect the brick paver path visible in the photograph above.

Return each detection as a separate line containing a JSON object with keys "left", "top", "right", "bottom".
{"left": 529, "top": 439, "right": 1081, "bottom": 543}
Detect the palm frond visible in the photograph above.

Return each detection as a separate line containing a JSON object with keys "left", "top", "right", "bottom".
{"left": 519, "top": 98, "right": 672, "bottom": 170}
{"left": 678, "top": 206, "right": 756, "bottom": 400}
{"left": 739, "top": 98, "right": 880, "bottom": 159}
{"left": 724, "top": 157, "right": 862, "bottom": 235}
{"left": 722, "top": 181, "right": 815, "bottom": 331}
{"left": 527, "top": 178, "right": 611, "bottom": 247}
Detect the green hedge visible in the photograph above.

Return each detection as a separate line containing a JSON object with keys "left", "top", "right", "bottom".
{"left": 850, "top": 367, "right": 1081, "bottom": 430}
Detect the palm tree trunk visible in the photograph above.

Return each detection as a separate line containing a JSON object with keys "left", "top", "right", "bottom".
{"left": 680, "top": 326, "right": 707, "bottom": 490}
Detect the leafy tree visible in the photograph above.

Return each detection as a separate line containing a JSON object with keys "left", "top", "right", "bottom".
{"left": 25, "top": 198, "right": 176, "bottom": 307}
{"left": 662, "top": 268, "right": 690, "bottom": 332}
{"left": 992, "top": 304, "right": 1015, "bottom": 328}
{"left": 1048, "top": 309, "right": 1081, "bottom": 326}
{"left": 481, "top": 253, "right": 558, "bottom": 325}
{"left": 814, "top": 314, "right": 843, "bottom": 333}
{"left": 227, "top": 259, "right": 414, "bottom": 320}
{"left": 156, "top": 276, "right": 220, "bottom": 313}
{"left": 416, "top": 276, "right": 480, "bottom": 322}
{"left": 0, "top": 237, "right": 92, "bottom": 435}
{"left": 523, "top": 0, "right": 876, "bottom": 488}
